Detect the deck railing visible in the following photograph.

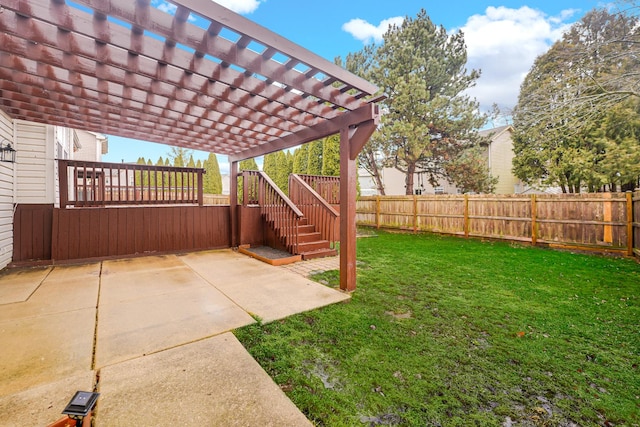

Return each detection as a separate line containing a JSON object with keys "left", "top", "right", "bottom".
{"left": 58, "top": 160, "right": 204, "bottom": 207}
{"left": 297, "top": 174, "right": 340, "bottom": 205}
{"left": 242, "top": 170, "right": 302, "bottom": 254}
{"left": 289, "top": 174, "right": 339, "bottom": 248}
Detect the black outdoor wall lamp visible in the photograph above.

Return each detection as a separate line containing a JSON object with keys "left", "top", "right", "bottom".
{"left": 0, "top": 139, "right": 16, "bottom": 163}
{"left": 62, "top": 391, "right": 100, "bottom": 424}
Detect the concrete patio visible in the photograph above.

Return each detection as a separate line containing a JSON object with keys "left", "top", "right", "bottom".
{"left": 0, "top": 250, "right": 348, "bottom": 426}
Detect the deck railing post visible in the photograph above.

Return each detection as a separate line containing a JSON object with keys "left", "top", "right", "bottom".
{"left": 58, "top": 160, "right": 69, "bottom": 209}
{"left": 197, "top": 169, "right": 204, "bottom": 206}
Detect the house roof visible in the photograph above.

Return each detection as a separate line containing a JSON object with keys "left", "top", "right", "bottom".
{"left": 478, "top": 125, "right": 514, "bottom": 143}
{"left": 0, "top": 0, "right": 382, "bottom": 161}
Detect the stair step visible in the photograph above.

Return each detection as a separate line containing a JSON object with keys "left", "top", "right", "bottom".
{"left": 298, "top": 232, "right": 322, "bottom": 243}
{"left": 300, "top": 248, "right": 338, "bottom": 260}
{"left": 298, "top": 224, "right": 315, "bottom": 234}
{"left": 298, "top": 240, "right": 331, "bottom": 253}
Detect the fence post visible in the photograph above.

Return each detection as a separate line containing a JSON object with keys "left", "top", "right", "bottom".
{"left": 603, "top": 192, "right": 613, "bottom": 244}
{"left": 464, "top": 194, "right": 469, "bottom": 238}
{"left": 413, "top": 195, "right": 418, "bottom": 232}
{"left": 531, "top": 194, "right": 537, "bottom": 246}
{"left": 376, "top": 196, "right": 381, "bottom": 229}
{"left": 627, "top": 192, "right": 633, "bottom": 257}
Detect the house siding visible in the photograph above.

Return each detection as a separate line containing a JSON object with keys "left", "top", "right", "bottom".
{"left": 15, "top": 120, "right": 55, "bottom": 204}
{"left": 488, "top": 129, "right": 519, "bottom": 194}
{"left": 0, "top": 110, "right": 15, "bottom": 269}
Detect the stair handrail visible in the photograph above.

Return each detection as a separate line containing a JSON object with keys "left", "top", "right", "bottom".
{"left": 289, "top": 174, "right": 340, "bottom": 248}
{"left": 296, "top": 174, "right": 340, "bottom": 205}
{"left": 243, "top": 170, "right": 303, "bottom": 254}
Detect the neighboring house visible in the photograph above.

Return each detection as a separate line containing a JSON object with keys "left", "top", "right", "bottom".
{"left": 479, "top": 125, "right": 521, "bottom": 195}
{"left": 358, "top": 125, "right": 522, "bottom": 196}
{"left": 0, "top": 112, "right": 108, "bottom": 269}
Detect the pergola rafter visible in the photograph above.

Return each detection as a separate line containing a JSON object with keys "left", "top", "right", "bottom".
{"left": 0, "top": 0, "right": 383, "bottom": 291}
{"left": 0, "top": 0, "right": 380, "bottom": 159}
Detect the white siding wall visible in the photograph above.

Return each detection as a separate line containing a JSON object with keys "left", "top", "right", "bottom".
{"left": 0, "top": 110, "right": 15, "bottom": 269}
{"left": 15, "top": 120, "right": 55, "bottom": 204}
{"left": 73, "top": 130, "right": 102, "bottom": 161}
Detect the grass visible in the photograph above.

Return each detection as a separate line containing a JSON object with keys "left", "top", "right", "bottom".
{"left": 234, "top": 230, "right": 640, "bottom": 426}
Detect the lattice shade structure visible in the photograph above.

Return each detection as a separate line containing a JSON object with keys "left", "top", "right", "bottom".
{"left": 0, "top": 0, "right": 382, "bottom": 160}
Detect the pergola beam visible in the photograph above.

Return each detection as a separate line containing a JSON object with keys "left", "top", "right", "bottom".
{"left": 229, "top": 103, "right": 381, "bottom": 162}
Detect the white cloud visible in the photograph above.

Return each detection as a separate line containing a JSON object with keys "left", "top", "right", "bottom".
{"left": 212, "top": 0, "right": 262, "bottom": 14}
{"left": 342, "top": 16, "right": 404, "bottom": 44}
{"left": 459, "top": 6, "right": 578, "bottom": 111}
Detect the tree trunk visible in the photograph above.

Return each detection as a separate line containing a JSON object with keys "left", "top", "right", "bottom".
{"left": 405, "top": 163, "right": 416, "bottom": 195}
{"left": 362, "top": 150, "right": 386, "bottom": 196}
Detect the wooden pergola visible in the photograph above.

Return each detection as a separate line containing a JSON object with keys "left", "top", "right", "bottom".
{"left": 0, "top": 0, "right": 382, "bottom": 290}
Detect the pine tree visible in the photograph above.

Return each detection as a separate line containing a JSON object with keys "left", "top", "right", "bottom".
{"left": 372, "top": 9, "right": 485, "bottom": 194}
{"left": 146, "top": 159, "right": 153, "bottom": 188}
{"left": 135, "top": 157, "right": 145, "bottom": 185}
{"left": 238, "top": 158, "right": 259, "bottom": 202}
{"left": 263, "top": 152, "right": 278, "bottom": 181}
{"left": 321, "top": 135, "right": 340, "bottom": 176}
{"left": 292, "top": 144, "right": 309, "bottom": 174}
{"left": 307, "top": 140, "right": 323, "bottom": 175}
{"left": 203, "top": 153, "right": 223, "bottom": 194}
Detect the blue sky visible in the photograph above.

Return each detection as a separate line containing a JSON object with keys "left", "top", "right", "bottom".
{"left": 103, "top": 0, "right": 606, "bottom": 171}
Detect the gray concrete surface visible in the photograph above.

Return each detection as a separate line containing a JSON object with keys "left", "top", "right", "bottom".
{"left": 0, "top": 250, "right": 348, "bottom": 426}
{"left": 97, "top": 333, "right": 313, "bottom": 426}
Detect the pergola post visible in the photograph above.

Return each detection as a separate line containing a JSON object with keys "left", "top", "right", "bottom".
{"left": 339, "top": 126, "right": 357, "bottom": 292}
{"left": 339, "top": 118, "right": 379, "bottom": 292}
{"left": 229, "top": 159, "right": 239, "bottom": 247}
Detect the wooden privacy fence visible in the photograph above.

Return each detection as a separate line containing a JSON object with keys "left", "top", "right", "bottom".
{"left": 357, "top": 192, "right": 640, "bottom": 257}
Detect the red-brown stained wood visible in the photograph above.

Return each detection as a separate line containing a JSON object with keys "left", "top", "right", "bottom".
{"left": 44, "top": 206, "right": 232, "bottom": 261}
{"left": 12, "top": 204, "right": 54, "bottom": 262}
{"left": 0, "top": 0, "right": 380, "bottom": 160}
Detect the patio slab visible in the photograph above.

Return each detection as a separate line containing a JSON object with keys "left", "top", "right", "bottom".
{"left": 0, "top": 266, "right": 51, "bottom": 305}
{"left": 96, "top": 333, "right": 312, "bottom": 427}
{"left": 95, "top": 255, "right": 256, "bottom": 368}
{"left": 0, "top": 264, "right": 99, "bottom": 399}
{"left": 0, "top": 371, "right": 95, "bottom": 427}
{"left": 180, "top": 250, "right": 350, "bottom": 323}
{"left": 0, "top": 308, "right": 96, "bottom": 398}
{"left": 0, "top": 249, "right": 348, "bottom": 425}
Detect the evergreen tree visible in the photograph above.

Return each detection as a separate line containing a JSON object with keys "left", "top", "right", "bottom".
{"left": 444, "top": 146, "right": 497, "bottom": 194}
{"left": 321, "top": 135, "right": 340, "bottom": 176}
{"left": 372, "top": 9, "right": 486, "bottom": 194}
{"left": 292, "top": 144, "right": 309, "bottom": 174}
{"left": 203, "top": 153, "right": 223, "bottom": 194}
{"left": 187, "top": 155, "right": 196, "bottom": 168}
{"left": 237, "top": 158, "right": 259, "bottom": 202}
{"left": 307, "top": 140, "right": 323, "bottom": 175}
{"left": 513, "top": 8, "right": 640, "bottom": 192}
{"left": 135, "top": 157, "right": 145, "bottom": 185}
{"left": 263, "top": 152, "right": 278, "bottom": 181}
{"left": 196, "top": 159, "right": 202, "bottom": 169}
{"left": 146, "top": 159, "right": 153, "bottom": 188}
{"left": 274, "top": 151, "right": 292, "bottom": 193}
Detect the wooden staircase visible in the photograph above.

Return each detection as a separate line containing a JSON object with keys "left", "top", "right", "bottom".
{"left": 240, "top": 171, "right": 339, "bottom": 261}
{"left": 297, "top": 219, "right": 337, "bottom": 260}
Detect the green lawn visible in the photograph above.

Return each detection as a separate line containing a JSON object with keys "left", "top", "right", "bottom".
{"left": 235, "top": 230, "right": 640, "bottom": 426}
